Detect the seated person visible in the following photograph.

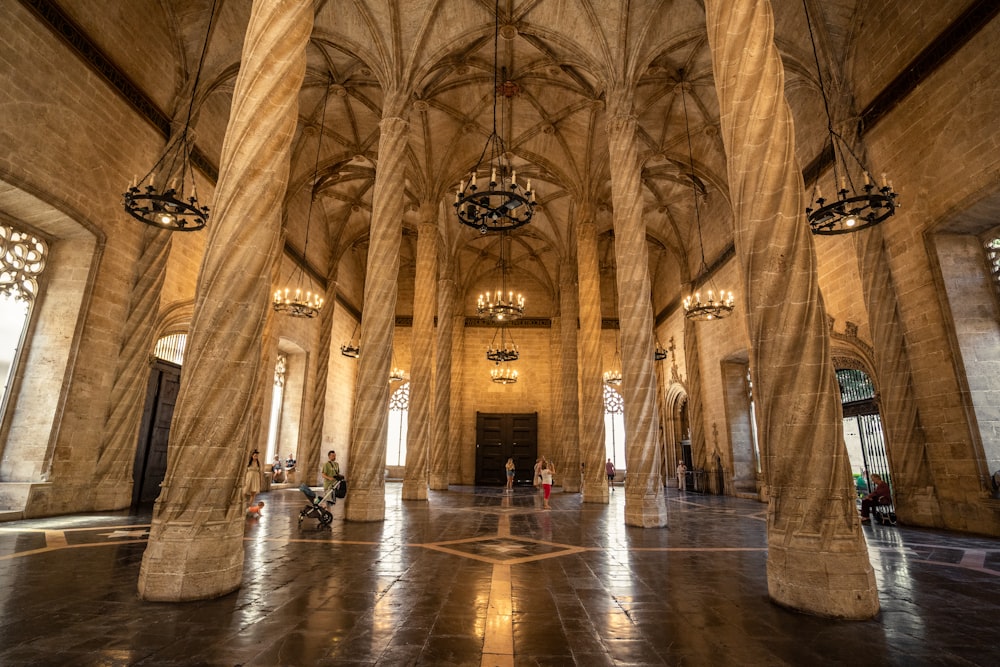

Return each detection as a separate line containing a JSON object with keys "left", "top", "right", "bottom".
{"left": 285, "top": 453, "right": 297, "bottom": 472}
{"left": 860, "top": 473, "right": 891, "bottom": 522}
{"left": 271, "top": 457, "right": 285, "bottom": 484}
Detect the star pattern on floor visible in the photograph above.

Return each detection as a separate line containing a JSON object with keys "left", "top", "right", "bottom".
{"left": 421, "top": 534, "right": 586, "bottom": 565}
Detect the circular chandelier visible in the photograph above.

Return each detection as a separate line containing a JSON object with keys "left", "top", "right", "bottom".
{"left": 122, "top": 0, "right": 216, "bottom": 231}
{"left": 454, "top": 5, "right": 536, "bottom": 234}
{"left": 273, "top": 77, "right": 333, "bottom": 319}
{"left": 677, "top": 77, "right": 736, "bottom": 322}
{"left": 683, "top": 289, "right": 735, "bottom": 321}
{"left": 341, "top": 322, "right": 360, "bottom": 358}
{"left": 486, "top": 325, "right": 519, "bottom": 362}
{"left": 803, "top": 0, "right": 898, "bottom": 235}
{"left": 654, "top": 340, "right": 668, "bottom": 361}
{"left": 491, "top": 363, "right": 518, "bottom": 385}
{"left": 273, "top": 287, "right": 324, "bottom": 318}
{"left": 478, "top": 231, "right": 524, "bottom": 322}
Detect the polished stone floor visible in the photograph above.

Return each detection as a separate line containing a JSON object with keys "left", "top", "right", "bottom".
{"left": 0, "top": 483, "right": 998, "bottom": 666}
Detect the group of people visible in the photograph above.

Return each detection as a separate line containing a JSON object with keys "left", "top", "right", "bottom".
{"left": 504, "top": 456, "right": 557, "bottom": 509}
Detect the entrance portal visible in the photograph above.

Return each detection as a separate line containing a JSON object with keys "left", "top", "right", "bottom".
{"left": 475, "top": 412, "right": 537, "bottom": 486}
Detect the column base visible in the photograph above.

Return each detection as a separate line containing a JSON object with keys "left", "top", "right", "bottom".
{"left": 767, "top": 543, "right": 879, "bottom": 619}
{"left": 428, "top": 472, "right": 449, "bottom": 490}
{"left": 345, "top": 486, "right": 386, "bottom": 521}
{"left": 581, "top": 480, "right": 609, "bottom": 504}
{"left": 138, "top": 514, "right": 244, "bottom": 601}
{"left": 401, "top": 479, "right": 428, "bottom": 500}
{"left": 624, "top": 494, "right": 668, "bottom": 527}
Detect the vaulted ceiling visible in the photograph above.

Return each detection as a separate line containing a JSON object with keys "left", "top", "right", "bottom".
{"left": 63, "top": 0, "right": 867, "bottom": 317}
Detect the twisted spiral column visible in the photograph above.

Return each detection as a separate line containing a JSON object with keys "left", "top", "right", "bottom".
{"left": 705, "top": 0, "right": 877, "bottom": 617}
{"left": 606, "top": 110, "right": 667, "bottom": 528}
{"left": 403, "top": 217, "right": 438, "bottom": 500}
{"left": 559, "top": 261, "right": 581, "bottom": 491}
{"left": 303, "top": 275, "right": 337, "bottom": 488}
{"left": 576, "top": 218, "right": 609, "bottom": 503}
{"left": 138, "top": 0, "right": 312, "bottom": 601}
{"left": 345, "top": 112, "right": 409, "bottom": 521}
{"left": 855, "top": 229, "right": 942, "bottom": 523}
{"left": 429, "top": 274, "right": 456, "bottom": 490}
{"left": 683, "top": 309, "right": 707, "bottom": 471}
{"left": 93, "top": 226, "right": 171, "bottom": 509}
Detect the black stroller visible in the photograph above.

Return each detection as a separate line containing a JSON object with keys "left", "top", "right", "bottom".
{"left": 297, "top": 477, "right": 346, "bottom": 528}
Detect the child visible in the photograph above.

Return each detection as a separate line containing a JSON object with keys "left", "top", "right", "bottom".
{"left": 247, "top": 500, "right": 265, "bottom": 517}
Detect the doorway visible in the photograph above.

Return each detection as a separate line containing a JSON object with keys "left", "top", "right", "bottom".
{"left": 475, "top": 412, "right": 537, "bottom": 486}
{"left": 132, "top": 359, "right": 181, "bottom": 507}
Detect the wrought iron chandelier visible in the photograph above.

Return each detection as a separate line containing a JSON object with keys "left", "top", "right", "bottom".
{"left": 490, "top": 362, "right": 518, "bottom": 385}
{"left": 678, "top": 78, "right": 735, "bottom": 321}
{"left": 802, "top": 0, "right": 897, "bottom": 235}
{"left": 122, "top": 0, "right": 215, "bottom": 231}
{"left": 486, "top": 325, "right": 519, "bottom": 363}
{"left": 390, "top": 349, "right": 406, "bottom": 382}
{"left": 654, "top": 339, "right": 668, "bottom": 361}
{"left": 477, "top": 231, "right": 524, "bottom": 322}
{"left": 273, "top": 78, "right": 332, "bottom": 319}
{"left": 453, "top": 2, "right": 536, "bottom": 234}
{"left": 603, "top": 282, "right": 622, "bottom": 384}
{"left": 341, "top": 322, "right": 360, "bottom": 358}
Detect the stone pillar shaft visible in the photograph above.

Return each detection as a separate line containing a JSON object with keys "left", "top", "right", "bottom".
{"left": 576, "top": 219, "right": 609, "bottom": 503}
{"left": 138, "top": 0, "right": 312, "bottom": 601}
{"left": 559, "top": 263, "right": 581, "bottom": 492}
{"left": 345, "top": 112, "right": 409, "bottom": 522}
{"left": 403, "top": 218, "right": 437, "bottom": 500}
{"left": 430, "top": 275, "right": 456, "bottom": 490}
{"left": 94, "top": 226, "right": 170, "bottom": 509}
{"left": 304, "top": 274, "right": 337, "bottom": 486}
{"left": 705, "top": 0, "right": 877, "bottom": 618}
{"left": 606, "top": 111, "right": 667, "bottom": 528}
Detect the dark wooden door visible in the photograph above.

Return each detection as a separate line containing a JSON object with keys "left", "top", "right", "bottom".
{"left": 475, "top": 412, "right": 537, "bottom": 486}
{"left": 132, "top": 360, "right": 181, "bottom": 507}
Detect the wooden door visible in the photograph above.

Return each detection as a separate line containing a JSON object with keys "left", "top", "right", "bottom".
{"left": 132, "top": 360, "right": 181, "bottom": 507}
{"left": 475, "top": 412, "right": 537, "bottom": 486}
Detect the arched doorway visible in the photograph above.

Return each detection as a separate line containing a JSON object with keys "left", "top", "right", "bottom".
{"left": 837, "top": 368, "right": 892, "bottom": 508}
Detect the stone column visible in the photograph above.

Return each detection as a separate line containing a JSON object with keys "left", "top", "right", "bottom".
{"left": 303, "top": 273, "right": 337, "bottom": 486}
{"left": 93, "top": 226, "right": 170, "bottom": 509}
{"left": 559, "top": 261, "right": 581, "bottom": 491}
{"left": 683, "top": 307, "right": 707, "bottom": 474}
{"left": 137, "top": 0, "right": 312, "bottom": 601}
{"left": 430, "top": 266, "right": 456, "bottom": 490}
{"left": 550, "top": 314, "right": 565, "bottom": 475}
{"left": 705, "top": 0, "right": 877, "bottom": 618}
{"left": 855, "top": 228, "right": 942, "bottom": 524}
{"left": 576, "top": 218, "right": 609, "bottom": 503}
{"left": 345, "top": 108, "right": 409, "bottom": 522}
{"left": 448, "top": 312, "right": 466, "bottom": 484}
{"left": 606, "top": 103, "right": 667, "bottom": 528}
{"left": 402, "top": 216, "right": 438, "bottom": 500}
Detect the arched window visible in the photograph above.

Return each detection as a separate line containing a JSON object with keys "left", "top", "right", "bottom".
{"left": 153, "top": 333, "right": 186, "bottom": 365}
{"left": 265, "top": 355, "right": 287, "bottom": 464}
{"left": 603, "top": 384, "right": 626, "bottom": 470}
{"left": 387, "top": 382, "right": 410, "bottom": 467}
{"left": 0, "top": 223, "right": 47, "bottom": 417}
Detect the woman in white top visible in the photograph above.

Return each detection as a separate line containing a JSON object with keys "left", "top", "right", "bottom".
{"left": 540, "top": 461, "right": 556, "bottom": 509}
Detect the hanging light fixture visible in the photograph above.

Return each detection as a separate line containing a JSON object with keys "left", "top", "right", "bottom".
{"left": 273, "top": 77, "right": 332, "bottom": 319}
{"left": 603, "top": 279, "right": 623, "bottom": 384}
{"left": 122, "top": 0, "right": 215, "bottom": 231}
{"left": 486, "top": 324, "right": 519, "bottom": 362}
{"left": 453, "top": 1, "right": 536, "bottom": 234}
{"left": 340, "top": 322, "right": 360, "bottom": 358}
{"left": 389, "top": 349, "right": 406, "bottom": 383}
{"left": 654, "top": 338, "right": 668, "bottom": 361}
{"left": 802, "top": 0, "right": 898, "bottom": 235}
{"left": 491, "top": 361, "right": 518, "bottom": 385}
{"left": 677, "top": 77, "right": 735, "bottom": 321}
{"left": 477, "top": 231, "right": 524, "bottom": 322}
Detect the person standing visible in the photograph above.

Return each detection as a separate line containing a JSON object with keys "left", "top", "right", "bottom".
{"left": 533, "top": 457, "right": 544, "bottom": 489}
{"left": 244, "top": 450, "right": 262, "bottom": 506}
{"left": 321, "top": 450, "right": 341, "bottom": 507}
{"left": 676, "top": 461, "right": 687, "bottom": 491}
{"left": 540, "top": 460, "right": 556, "bottom": 509}
{"left": 504, "top": 457, "right": 515, "bottom": 491}
{"left": 605, "top": 458, "right": 616, "bottom": 492}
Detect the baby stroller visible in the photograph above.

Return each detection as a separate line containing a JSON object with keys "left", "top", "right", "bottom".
{"left": 297, "top": 478, "right": 346, "bottom": 529}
